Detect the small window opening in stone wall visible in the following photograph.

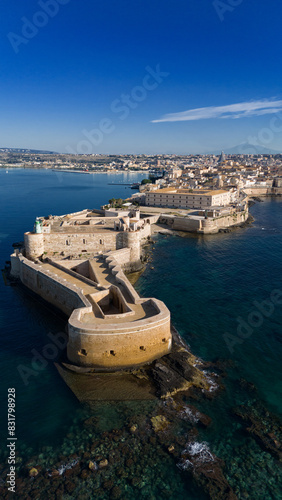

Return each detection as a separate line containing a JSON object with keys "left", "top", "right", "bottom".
{"left": 162, "top": 338, "right": 167, "bottom": 343}
{"left": 83, "top": 239, "right": 86, "bottom": 244}
{"left": 79, "top": 349, "right": 87, "bottom": 356}
{"left": 140, "top": 346, "right": 146, "bottom": 351}
{"left": 110, "top": 350, "right": 116, "bottom": 356}
{"left": 100, "top": 239, "right": 104, "bottom": 245}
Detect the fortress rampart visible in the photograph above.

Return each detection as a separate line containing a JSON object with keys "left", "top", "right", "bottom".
{"left": 242, "top": 187, "right": 282, "bottom": 196}
{"left": 23, "top": 208, "right": 151, "bottom": 264}
{"left": 10, "top": 208, "right": 171, "bottom": 370}
{"left": 15, "top": 253, "right": 91, "bottom": 316}
{"left": 159, "top": 209, "right": 248, "bottom": 234}
{"left": 24, "top": 229, "right": 139, "bottom": 261}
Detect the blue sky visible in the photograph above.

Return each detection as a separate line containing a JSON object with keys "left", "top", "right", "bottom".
{"left": 1, "top": 0, "right": 282, "bottom": 154}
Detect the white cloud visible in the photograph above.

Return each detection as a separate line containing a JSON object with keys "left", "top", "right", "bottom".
{"left": 151, "top": 99, "right": 282, "bottom": 123}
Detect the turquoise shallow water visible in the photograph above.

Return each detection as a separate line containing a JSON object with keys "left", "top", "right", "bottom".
{"left": 0, "top": 169, "right": 282, "bottom": 499}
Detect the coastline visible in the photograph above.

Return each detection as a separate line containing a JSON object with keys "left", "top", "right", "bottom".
{"left": 1, "top": 170, "right": 282, "bottom": 499}
{"left": 4, "top": 249, "right": 234, "bottom": 499}
{"left": 4, "top": 213, "right": 237, "bottom": 499}
{"left": 2, "top": 166, "right": 147, "bottom": 174}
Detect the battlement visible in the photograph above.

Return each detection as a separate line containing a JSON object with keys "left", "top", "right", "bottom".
{"left": 10, "top": 208, "right": 171, "bottom": 370}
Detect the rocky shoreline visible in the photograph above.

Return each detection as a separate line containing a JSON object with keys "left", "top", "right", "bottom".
{"left": 3, "top": 199, "right": 282, "bottom": 499}
{"left": 218, "top": 214, "right": 254, "bottom": 234}
{"left": 0, "top": 324, "right": 239, "bottom": 500}
{"left": 2, "top": 259, "right": 239, "bottom": 499}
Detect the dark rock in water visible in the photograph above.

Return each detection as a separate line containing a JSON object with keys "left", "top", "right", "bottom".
{"left": 179, "top": 441, "right": 238, "bottom": 500}
{"left": 65, "top": 481, "right": 76, "bottom": 494}
{"left": 116, "top": 467, "right": 127, "bottom": 478}
{"left": 80, "top": 469, "right": 89, "bottom": 479}
{"left": 162, "top": 350, "right": 197, "bottom": 381}
{"left": 131, "top": 476, "right": 141, "bottom": 487}
{"left": 233, "top": 401, "right": 282, "bottom": 460}
{"left": 83, "top": 416, "right": 98, "bottom": 427}
{"left": 64, "top": 463, "right": 80, "bottom": 478}
{"left": 152, "top": 362, "right": 190, "bottom": 398}
{"left": 253, "top": 197, "right": 263, "bottom": 202}
{"left": 239, "top": 378, "right": 257, "bottom": 393}
{"left": 99, "top": 459, "right": 108, "bottom": 468}
{"left": 162, "top": 397, "right": 212, "bottom": 428}
{"left": 183, "top": 404, "right": 212, "bottom": 427}
{"left": 126, "top": 458, "right": 134, "bottom": 467}
{"left": 103, "top": 479, "right": 114, "bottom": 490}
{"left": 110, "top": 485, "right": 122, "bottom": 499}
{"left": 210, "top": 357, "right": 234, "bottom": 372}
{"left": 149, "top": 327, "right": 216, "bottom": 398}
{"left": 56, "top": 324, "right": 217, "bottom": 402}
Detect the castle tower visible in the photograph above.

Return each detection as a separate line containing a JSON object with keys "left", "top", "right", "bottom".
{"left": 24, "top": 232, "right": 44, "bottom": 260}
{"left": 125, "top": 231, "right": 140, "bottom": 263}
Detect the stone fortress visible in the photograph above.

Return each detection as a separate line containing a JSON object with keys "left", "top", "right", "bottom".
{"left": 10, "top": 208, "right": 171, "bottom": 370}
{"left": 9, "top": 193, "right": 253, "bottom": 372}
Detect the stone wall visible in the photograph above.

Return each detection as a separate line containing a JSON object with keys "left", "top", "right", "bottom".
{"left": 139, "top": 223, "right": 151, "bottom": 241}
{"left": 104, "top": 248, "right": 131, "bottom": 267}
{"left": 11, "top": 248, "right": 171, "bottom": 371}
{"left": 15, "top": 254, "right": 91, "bottom": 317}
{"left": 24, "top": 233, "right": 44, "bottom": 260}
{"left": 171, "top": 217, "right": 200, "bottom": 232}
{"left": 67, "top": 249, "right": 171, "bottom": 369}
{"left": 67, "top": 303, "right": 171, "bottom": 369}
{"left": 142, "top": 214, "right": 160, "bottom": 224}
{"left": 200, "top": 210, "right": 248, "bottom": 233}
{"left": 243, "top": 187, "right": 282, "bottom": 196}
{"left": 243, "top": 187, "right": 270, "bottom": 196}
{"left": 124, "top": 231, "right": 140, "bottom": 263}
{"left": 24, "top": 230, "right": 120, "bottom": 259}
{"left": 24, "top": 226, "right": 147, "bottom": 264}
{"left": 159, "top": 210, "right": 248, "bottom": 234}
{"left": 44, "top": 231, "right": 120, "bottom": 256}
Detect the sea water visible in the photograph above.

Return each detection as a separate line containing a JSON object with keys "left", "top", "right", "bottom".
{"left": 0, "top": 169, "right": 281, "bottom": 499}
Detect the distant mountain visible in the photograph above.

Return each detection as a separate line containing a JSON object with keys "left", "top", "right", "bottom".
{"left": 0, "top": 148, "right": 57, "bottom": 154}
{"left": 210, "top": 143, "right": 282, "bottom": 155}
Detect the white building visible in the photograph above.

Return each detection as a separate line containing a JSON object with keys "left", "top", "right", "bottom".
{"left": 145, "top": 188, "right": 231, "bottom": 209}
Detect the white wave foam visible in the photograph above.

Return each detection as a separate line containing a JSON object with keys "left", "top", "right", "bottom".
{"left": 177, "top": 441, "right": 214, "bottom": 471}
{"left": 177, "top": 458, "right": 193, "bottom": 470}
{"left": 180, "top": 406, "right": 200, "bottom": 423}
{"left": 185, "top": 441, "right": 214, "bottom": 463}
{"left": 203, "top": 371, "right": 219, "bottom": 392}
{"left": 57, "top": 458, "right": 79, "bottom": 476}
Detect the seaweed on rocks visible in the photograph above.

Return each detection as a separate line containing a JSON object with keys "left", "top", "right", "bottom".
{"left": 233, "top": 399, "right": 282, "bottom": 460}
{"left": 178, "top": 440, "right": 238, "bottom": 500}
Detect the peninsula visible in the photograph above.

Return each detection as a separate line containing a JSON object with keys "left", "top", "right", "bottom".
{"left": 9, "top": 204, "right": 219, "bottom": 401}
{"left": 10, "top": 208, "right": 171, "bottom": 370}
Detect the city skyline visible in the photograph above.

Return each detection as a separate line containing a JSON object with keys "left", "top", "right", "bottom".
{"left": 1, "top": 0, "right": 282, "bottom": 154}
